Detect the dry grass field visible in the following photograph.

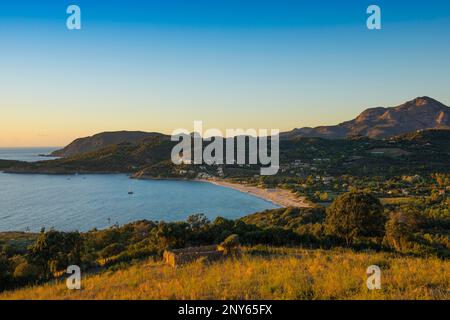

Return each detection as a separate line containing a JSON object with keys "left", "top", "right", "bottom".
{"left": 1, "top": 246, "right": 448, "bottom": 300}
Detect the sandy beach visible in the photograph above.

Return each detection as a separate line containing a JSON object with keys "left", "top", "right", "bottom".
{"left": 198, "top": 179, "right": 311, "bottom": 208}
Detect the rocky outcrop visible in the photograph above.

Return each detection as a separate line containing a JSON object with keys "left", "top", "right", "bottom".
{"left": 282, "top": 97, "right": 450, "bottom": 139}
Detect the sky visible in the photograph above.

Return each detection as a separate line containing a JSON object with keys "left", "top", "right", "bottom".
{"left": 1, "top": 0, "right": 450, "bottom": 147}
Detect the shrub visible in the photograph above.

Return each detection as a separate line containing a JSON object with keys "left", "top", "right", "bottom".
{"left": 0, "top": 255, "right": 12, "bottom": 291}
{"left": 99, "top": 243, "right": 125, "bottom": 259}
{"left": 13, "top": 261, "right": 41, "bottom": 283}
{"left": 221, "top": 234, "right": 239, "bottom": 249}
{"left": 384, "top": 212, "right": 417, "bottom": 252}
{"left": 220, "top": 234, "right": 240, "bottom": 256}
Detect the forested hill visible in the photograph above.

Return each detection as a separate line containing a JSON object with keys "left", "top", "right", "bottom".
{"left": 3, "top": 129, "right": 450, "bottom": 177}
{"left": 47, "top": 97, "right": 450, "bottom": 158}
{"left": 50, "top": 131, "right": 168, "bottom": 157}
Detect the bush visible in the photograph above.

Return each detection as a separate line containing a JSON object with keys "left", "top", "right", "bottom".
{"left": 221, "top": 234, "right": 239, "bottom": 248}
{"left": 99, "top": 243, "right": 125, "bottom": 259}
{"left": 220, "top": 234, "right": 240, "bottom": 256}
{"left": 384, "top": 212, "right": 417, "bottom": 252}
{"left": 13, "top": 261, "right": 41, "bottom": 283}
{"left": 0, "top": 255, "right": 12, "bottom": 291}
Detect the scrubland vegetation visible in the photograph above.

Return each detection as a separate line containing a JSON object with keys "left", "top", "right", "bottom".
{"left": 0, "top": 187, "right": 448, "bottom": 299}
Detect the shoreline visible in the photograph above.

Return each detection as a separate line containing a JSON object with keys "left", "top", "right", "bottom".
{"left": 1, "top": 169, "right": 312, "bottom": 208}
{"left": 196, "top": 178, "right": 312, "bottom": 208}
{"left": 132, "top": 174, "right": 312, "bottom": 208}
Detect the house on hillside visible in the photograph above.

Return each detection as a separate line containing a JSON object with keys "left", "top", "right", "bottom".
{"left": 163, "top": 237, "right": 240, "bottom": 267}
{"left": 163, "top": 245, "right": 226, "bottom": 267}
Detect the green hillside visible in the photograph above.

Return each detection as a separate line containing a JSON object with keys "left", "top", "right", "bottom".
{"left": 4, "top": 129, "right": 450, "bottom": 177}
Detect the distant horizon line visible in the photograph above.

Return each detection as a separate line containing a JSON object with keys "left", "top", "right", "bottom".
{"left": 2, "top": 95, "right": 448, "bottom": 149}
{"left": 0, "top": 146, "right": 62, "bottom": 149}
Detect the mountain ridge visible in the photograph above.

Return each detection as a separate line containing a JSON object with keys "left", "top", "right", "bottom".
{"left": 282, "top": 96, "right": 450, "bottom": 140}
{"left": 50, "top": 97, "right": 450, "bottom": 157}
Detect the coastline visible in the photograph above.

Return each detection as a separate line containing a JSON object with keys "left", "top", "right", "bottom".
{"left": 196, "top": 178, "right": 312, "bottom": 208}
{"left": 132, "top": 173, "right": 312, "bottom": 208}
{"left": 1, "top": 168, "right": 312, "bottom": 208}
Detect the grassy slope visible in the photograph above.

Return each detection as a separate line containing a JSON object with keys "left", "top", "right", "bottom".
{"left": 1, "top": 246, "right": 448, "bottom": 300}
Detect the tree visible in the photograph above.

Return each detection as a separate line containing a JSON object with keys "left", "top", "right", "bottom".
{"left": 319, "top": 192, "right": 329, "bottom": 201}
{"left": 1, "top": 245, "right": 14, "bottom": 257}
{"left": 433, "top": 173, "right": 449, "bottom": 188}
{"left": 154, "top": 222, "right": 190, "bottom": 250}
{"left": 28, "top": 230, "right": 83, "bottom": 279}
{"left": 187, "top": 213, "right": 210, "bottom": 232}
{"left": 219, "top": 234, "right": 240, "bottom": 256}
{"left": 325, "top": 191, "right": 386, "bottom": 245}
{"left": 384, "top": 212, "right": 418, "bottom": 253}
{"left": 210, "top": 217, "right": 235, "bottom": 242}
{"left": 0, "top": 254, "right": 12, "bottom": 291}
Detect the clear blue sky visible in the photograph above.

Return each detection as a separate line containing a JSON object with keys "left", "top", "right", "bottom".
{"left": 1, "top": 0, "right": 450, "bottom": 146}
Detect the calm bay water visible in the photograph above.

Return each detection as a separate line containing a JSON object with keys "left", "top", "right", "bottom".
{"left": 0, "top": 172, "right": 278, "bottom": 232}
{"left": 0, "top": 147, "right": 60, "bottom": 162}
{"left": 0, "top": 148, "right": 278, "bottom": 232}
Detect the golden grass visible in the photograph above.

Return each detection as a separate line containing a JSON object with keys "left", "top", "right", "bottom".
{"left": 1, "top": 247, "right": 448, "bottom": 300}
{"left": 380, "top": 197, "right": 415, "bottom": 205}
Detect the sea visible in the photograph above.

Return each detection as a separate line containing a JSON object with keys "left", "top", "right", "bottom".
{"left": 0, "top": 148, "right": 278, "bottom": 232}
